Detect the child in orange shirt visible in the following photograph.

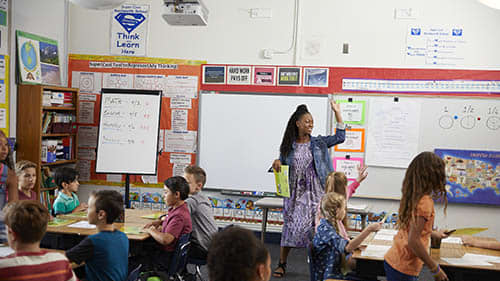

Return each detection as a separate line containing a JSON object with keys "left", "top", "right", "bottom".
{"left": 384, "top": 152, "right": 450, "bottom": 281}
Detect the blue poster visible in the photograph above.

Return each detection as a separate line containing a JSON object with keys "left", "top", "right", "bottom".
{"left": 435, "top": 149, "right": 500, "bottom": 205}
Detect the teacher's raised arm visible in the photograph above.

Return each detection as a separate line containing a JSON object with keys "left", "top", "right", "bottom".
{"left": 271, "top": 102, "right": 345, "bottom": 278}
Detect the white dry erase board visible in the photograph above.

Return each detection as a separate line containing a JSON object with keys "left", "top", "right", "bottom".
{"left": 198, "top": 92, "right": 330, "bottom": 192}
{"left": 96, "top": 89, "right": 162, "bottom": 175}
{"left": 331, "top": 94, "right": 500, "bottom": 199}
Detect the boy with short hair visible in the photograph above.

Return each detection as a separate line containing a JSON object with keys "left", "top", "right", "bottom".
{"left": 143, "top": 176, "right": 192, "bottom": 270}
{"left": 0, "top": 200, "right": 77, "bottom": 281}
{"left": 66, "top": 190, "right": 129, "bottom": 281}
{"left": 183, "top": 165, "right": 218, "bottom": 259}
{"left": 53, "top": 167, "right": 87, "bottom": 215}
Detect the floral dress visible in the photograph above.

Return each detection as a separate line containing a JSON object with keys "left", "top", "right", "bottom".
{"left": 281, "top": 142, "right": 324, "bottom": 247}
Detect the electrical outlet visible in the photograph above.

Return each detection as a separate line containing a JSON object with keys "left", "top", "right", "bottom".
{"left": 342, "top": 43, "right": 349, "bottom": 54}
{"left": 394, "top": 8, "right": 417, "bottom": 19}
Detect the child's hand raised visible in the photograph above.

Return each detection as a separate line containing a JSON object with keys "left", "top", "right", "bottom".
{"left": 356, "top": 165, "right": 368, "bottom": 183}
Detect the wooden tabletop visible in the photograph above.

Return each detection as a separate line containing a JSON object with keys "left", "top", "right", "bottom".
{"left": 47, "top": 209, "right": 165, "bottom": 241}
{"left": 353, "top": 233, "right": 500, "bottom": 271}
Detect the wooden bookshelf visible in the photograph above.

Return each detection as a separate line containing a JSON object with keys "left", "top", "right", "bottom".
{"left": 17, "top": 84, "right": 80, "bottom": 202}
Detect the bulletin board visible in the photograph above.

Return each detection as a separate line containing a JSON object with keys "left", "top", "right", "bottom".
{"left": 0, "top": 55, "right": 8, "bottom": 136}
{"left": 68, "top": 54, "right": 205, "bottom": 187}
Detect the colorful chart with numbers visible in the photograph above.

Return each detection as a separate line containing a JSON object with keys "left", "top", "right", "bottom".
{"left": 435, "top": 149, "right": 500, "bottom": 205}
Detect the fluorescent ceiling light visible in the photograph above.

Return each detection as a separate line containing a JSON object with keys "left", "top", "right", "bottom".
{"left": 69, "top": 0, "right": 126, "bottom": 10}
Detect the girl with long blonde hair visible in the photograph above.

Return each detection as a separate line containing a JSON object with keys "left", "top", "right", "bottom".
{"left": 312, "top": 192, "right": 381, "bottom": 281}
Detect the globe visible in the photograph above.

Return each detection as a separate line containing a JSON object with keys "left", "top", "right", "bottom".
{"left": 21, "top": 41, "right": 38, "bottom": 71}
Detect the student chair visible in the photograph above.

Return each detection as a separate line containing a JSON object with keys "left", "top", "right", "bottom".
{"left": 127, "top": 264, "right": 142, "bottom": 281}
{"left": 167, "top": 233, "right": 191, "bottom": 281}
{"left": 307, "top": 243, "right": 315, "bottom": 281}
{"left": 186, "top": 257, "right": 207, "bottom": 281}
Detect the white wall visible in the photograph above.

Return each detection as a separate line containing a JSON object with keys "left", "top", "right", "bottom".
{"left": 69, "top": 0, "right": 500, "bottom": 68}
{"left": 10, "top": 0, "right": 68, "bottom": 136}
{"left": 12, "top": 0, "right": 500, "bottom": 237}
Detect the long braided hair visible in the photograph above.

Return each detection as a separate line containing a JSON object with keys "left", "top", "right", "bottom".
{"left": 279, "top": 105, "right": 310, "bottom": 158}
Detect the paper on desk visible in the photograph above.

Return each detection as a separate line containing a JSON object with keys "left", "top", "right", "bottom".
{"left": 361, "top": 244, "right": 391, "bottom": 258}
{"left": 0, "top": 246, "right": 14, "bottom": 257}
{"left": 377, "top": 229, "right": 398, "bottom": 236}
{"left": 120, "top": 226, "right": 146, "bottom": 235}
{"left": 48, "top": 218, "right": 77, "bottom": 227}
{"left": 462, "top": 253, "right": 500, "bottom": 263}
{"left": 373, "top": 234, "right": 395, "bottom": 241}
{"left": 441, "top": 237, "right": 462, "bottom": 244}
{"left": 141, "top": 212, "right": 165, "bottom": 220}
{"left": 441, "top": 257, "right": 492, "bottom": 266}
{"left": 68, "top": 221, "right": 96, "bottom": 229}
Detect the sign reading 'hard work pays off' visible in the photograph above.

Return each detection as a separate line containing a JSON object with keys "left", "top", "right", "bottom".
{"left": 110, "top": 4, "right": 149, "bottom": 56}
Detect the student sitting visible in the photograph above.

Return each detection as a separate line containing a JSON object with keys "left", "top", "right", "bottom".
{"left": 0, "top": 200, "right": 77, "bottom": 281}
{"left": 183, "top": 165, "right": 218, "bottom": 260}
{"left": 207, "top": 226, "right": 271, "bottom": 281}
{"left": 0, "top": 130, "right": 18, "bottom": 243}
{"left": 312, "top": 192, "right": 381, "bottom": 281}
{"left": 143, "top": 176, "right": 192, "bottom": 271}
{"left": 14, "top": 160, "right": 37, "bottom": 200}
{"left": 66, "top": 190, "right": 129, "bottom": 281}
{"left": 53, "top": 167, "right": 87, "bottom": 215}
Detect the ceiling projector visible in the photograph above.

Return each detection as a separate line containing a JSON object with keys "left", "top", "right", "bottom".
{"left": 162, "top": 0, "right": 208, "bottom": 26}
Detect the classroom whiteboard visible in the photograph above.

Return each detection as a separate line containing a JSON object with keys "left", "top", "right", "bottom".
{"left": 332, "top": 95, "right": 500, "bottom": 199}
{"left": 96, "top": 89, "right": 162, "bottom": 175}
{"left": 198, "top": 93, "right": 329, "bottom": 192}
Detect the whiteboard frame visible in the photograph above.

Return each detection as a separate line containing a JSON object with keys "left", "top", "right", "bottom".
{"left": 95, "top": 88, "right": 162, "bottom": 175}
{"left": 197, "top": 91, "right": 331, "bottom": 193}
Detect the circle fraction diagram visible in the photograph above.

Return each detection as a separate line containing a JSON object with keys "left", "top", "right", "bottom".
{"left": 460, "top": 115, "right": 476, "bottom": 129}
{"left": 439, "top": 115, "right": 454, "bottom": 129}
{"left": 486, "top": 116, "right": 500, "bottom": 130}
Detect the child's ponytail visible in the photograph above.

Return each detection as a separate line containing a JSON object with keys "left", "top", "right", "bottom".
{"left": 320, "top": 192, "right": 345, "bottom": 234}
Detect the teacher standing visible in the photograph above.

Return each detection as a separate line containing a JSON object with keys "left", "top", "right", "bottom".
{"left": 271, "top": 100, "right": 345, "bottom": 278}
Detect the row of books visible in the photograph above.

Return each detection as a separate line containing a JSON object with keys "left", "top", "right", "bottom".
{"left": 42, "top": 112, "right": 77, "bottom": 134}
{"left": 43, "top": 90, "right": 74, "bottom": 107}
{"left": 41, "top": 137, "right": 73, "bottom": 163}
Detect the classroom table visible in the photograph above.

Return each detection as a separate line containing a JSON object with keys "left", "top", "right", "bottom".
{"left": 47, "top": 209, "right": 165, "bottom": 241}
{"left": 255, "top": 197, "right": 370, "bottom": 242}
{"left": 255, "top": 197, "right": 283, "bottom": 242}
{"left": 352, "top": 234, "right": 500, "bottom": 280}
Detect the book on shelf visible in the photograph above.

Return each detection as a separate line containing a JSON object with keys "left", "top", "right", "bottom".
{"left": 42, "top": 91, "right": 74, "bottom": 107}
{"left": 42, "top": 112, "right": 76, "bottom": 134}
{"left": 41, "top": 137, "right": 73, "bottom": 163}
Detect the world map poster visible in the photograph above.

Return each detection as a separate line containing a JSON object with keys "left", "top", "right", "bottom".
{"left": 435, "top": 149, "right": 500, "bottom": 205}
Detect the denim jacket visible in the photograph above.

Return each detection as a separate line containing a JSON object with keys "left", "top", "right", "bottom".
{"left": 279, "top": 128, "right": 345, "bottom": 186}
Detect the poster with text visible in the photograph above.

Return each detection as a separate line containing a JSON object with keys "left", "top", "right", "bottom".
{"left": 333, "top": 157, "right": 364, "bottom": 180}
{"left": 110, "top": 4, "right": 149, "bottom": 56}
{"left": 337, "top": 100, "right": 366, "bottom": 124}
{"left": 253, "top": 66, "right": 275, "bottom": 85}
{"left": 278, "top": 67, "right": 301, "bottom": 86}
{"left": 68, "top": 54, "right": 204, "bottom": 187}
{"left": 16, "top": 31, "right": 61, "bottom": 85}
{"left": 203, "top": 65, "right": 225, "bottom": 84}
{"left": 303, "top": 68, "right": 328, "bottom": 87}
{"left": 334, "top": 128, "right": 365, "bottom": 152}
{"left": 435, "top": 149, "right": 500, "bottom": 206}
{"left": 227, "top": 65, "right": 251, "bottom": 85}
